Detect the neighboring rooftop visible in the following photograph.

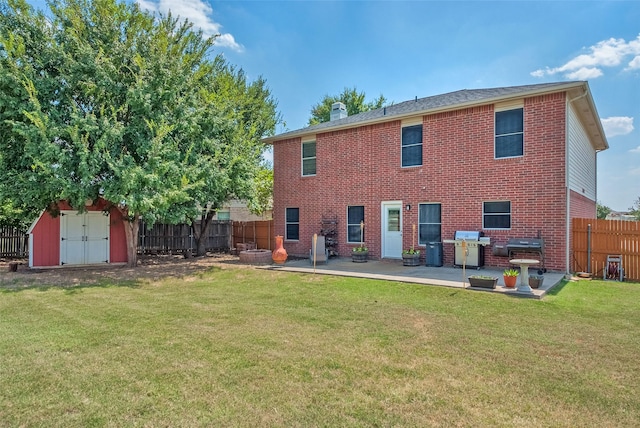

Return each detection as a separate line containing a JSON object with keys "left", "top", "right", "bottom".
{"left": 264, "top": 81, "right": 608, "bottom": 151}
{"left": 605, "top": 211, "right": 638, "bottom": 221}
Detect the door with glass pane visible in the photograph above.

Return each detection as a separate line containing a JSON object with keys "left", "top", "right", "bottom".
{"left": 381, "top": 202, "right": 402, "bottom": 258}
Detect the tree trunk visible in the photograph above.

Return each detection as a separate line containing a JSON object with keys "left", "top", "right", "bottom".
{"left": 191, "top": 209, "right": 215, "bottom": 257}
{"left": 120, "top": 210, "right": 139, "bottom": 268}
{"left": 196, "top": 235, "right": 207, "bottom": 257}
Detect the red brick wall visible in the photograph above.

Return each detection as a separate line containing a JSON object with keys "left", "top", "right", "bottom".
{"left": 273, "top": 92, "right": 569, "bottom": 271}
{"left": 569, "top": 189, "right": 596, "bottom": 219}
{"left": 567, "top": 189, "right": 597, "bottom": 273}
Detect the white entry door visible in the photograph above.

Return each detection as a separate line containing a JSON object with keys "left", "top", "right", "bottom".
{"left": 381, "top": 202, "right": 403, "bottom": 259}
{"left": 60, "top": 211, "right": 109, "bottom": 265}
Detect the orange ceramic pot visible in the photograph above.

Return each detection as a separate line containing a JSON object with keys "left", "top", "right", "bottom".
{"left": 272, "top": 235, "right": 288, "bottom": 264}
{"left": 503, "top": 275, "right": 518, "bottom": 288}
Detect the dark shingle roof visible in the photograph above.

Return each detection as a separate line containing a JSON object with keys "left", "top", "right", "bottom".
{"left": 265, "top": 81, "right": 586, "bottom": 142}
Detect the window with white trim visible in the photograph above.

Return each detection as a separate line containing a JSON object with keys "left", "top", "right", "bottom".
{"left": 495, "top": 108, "right": 523, "bottom": 158}
{"left": 483, "top": 201, "right": 511, "bottom": 229}
{"left": 401, "top": 124, "right": 423, "bottom": 167}
{"left": 302, "top": 141, "right": 316, "bottom": 176}
{"left": 347, "top": 206, "right": 365, "bottom": 243}
{"left": 285, "top": 208, "right": 300, "bottom": 240}
{"left": 418, "top": 203, "right": 441, "bottom": 244}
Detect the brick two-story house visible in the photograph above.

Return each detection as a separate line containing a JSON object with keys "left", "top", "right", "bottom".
{"left": 264, "top": 81, "right": 608, "bottom": 272}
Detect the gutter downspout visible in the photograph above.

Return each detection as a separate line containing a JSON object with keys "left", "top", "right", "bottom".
{"left": 565, "top": 88, "right": 589, "bottom": 274}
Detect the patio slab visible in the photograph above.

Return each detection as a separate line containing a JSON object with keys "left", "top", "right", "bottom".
{"left": 261, "top": 257, "right": 566, "bottom": 299}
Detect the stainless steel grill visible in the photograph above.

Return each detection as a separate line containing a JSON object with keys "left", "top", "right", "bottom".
{"left": 444, "top": 231, "right": 490, "bottom": 268}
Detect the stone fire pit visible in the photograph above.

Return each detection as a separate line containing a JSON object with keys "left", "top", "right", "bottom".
{"left": 238, "top": 249, "right": 272, "bottom": 265}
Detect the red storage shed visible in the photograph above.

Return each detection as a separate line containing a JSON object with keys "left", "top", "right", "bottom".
{"left": 28, "top": 199, "right": 128, "bottom": 268}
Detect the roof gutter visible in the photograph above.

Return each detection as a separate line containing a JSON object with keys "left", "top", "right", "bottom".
{"left": 568, "top": 84, "right": 609, "bottom": 151}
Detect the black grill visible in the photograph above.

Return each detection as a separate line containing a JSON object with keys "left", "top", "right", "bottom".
{"left": 506, "top": 238, "right": 543, "bottom": 251}
{"left": 506, "top": 238, "right": 545, "bottom": 272}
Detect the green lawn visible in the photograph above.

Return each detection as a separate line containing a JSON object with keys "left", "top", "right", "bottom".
{"left": 1, "top": 266, "right": 638, "bottom": 427}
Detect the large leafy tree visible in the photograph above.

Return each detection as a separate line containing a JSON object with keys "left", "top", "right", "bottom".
{"left": 0, "top": 200, "right": 29, "bottom": 229}
{"left": 308, "top": 86, "right": 386, "bottom": 125}
{"left": 0, "top": 0, "right": 278, "bottom": 265}
{"left": 0, "top": 0, "right": 59, "bottom": 228}
{"left": 178, "top": 59, "right": 278, "bottom": 256}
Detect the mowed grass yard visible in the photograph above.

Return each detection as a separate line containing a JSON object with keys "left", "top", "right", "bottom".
{"left": 1, "top": 263, "right": 639, "bottom": 427}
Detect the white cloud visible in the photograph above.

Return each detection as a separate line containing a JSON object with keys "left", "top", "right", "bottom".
{"left": 601, "top": 116, "right": 634, "bottom": 138}
{"left": 629, "top": 145, "right": 640, "bottom": 154}
{"left": 531, "top": 34, "right": 640, "bottom": 79}
{"left": 627, "top": 55, "right": 640, "bottom": 71}
{"left": 136, "top": 0, "right": 243, "bottom": 52}
{"left": 565, "top": 67, "right": 603, "bottom": 80}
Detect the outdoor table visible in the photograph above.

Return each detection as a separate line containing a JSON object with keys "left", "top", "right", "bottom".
{"left": 509, "top": 259, "right": 540, "bottom": 292}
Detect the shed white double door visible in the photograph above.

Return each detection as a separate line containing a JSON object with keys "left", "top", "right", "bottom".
{"left": 60, "top": 211, "right": 109, "bottom": 265}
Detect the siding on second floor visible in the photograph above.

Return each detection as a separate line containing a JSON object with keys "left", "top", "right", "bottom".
{"left": 567, "top": 102, "right": 598, "bottom": 201}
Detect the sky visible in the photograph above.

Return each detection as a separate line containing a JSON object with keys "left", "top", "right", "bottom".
{"left": 26, "top": 0, "right": 640, "bottom": 211}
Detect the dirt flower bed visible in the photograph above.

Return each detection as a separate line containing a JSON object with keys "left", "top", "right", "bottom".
{"left": 0, "top": 252, "right": 248, "bottom": 289}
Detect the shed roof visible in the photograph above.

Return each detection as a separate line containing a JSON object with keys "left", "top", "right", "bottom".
{"left": 264, "top": 81, "right": 608, "bottom": 151}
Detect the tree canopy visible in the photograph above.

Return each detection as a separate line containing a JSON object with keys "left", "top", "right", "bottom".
{"left": 596, "top": 201, "right": 612, "bottom": 219}
{"left": 308, "top": 86, "right": 386, "bottom": 125}
{"left": 247, "top": 163, "right": 273, "bottom": 219}
{"left": 0, "top": 0, "right": 279, "bottom": 264}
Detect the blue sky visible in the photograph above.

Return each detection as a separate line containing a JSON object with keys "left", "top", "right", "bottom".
{"left": 27, "top": 1, "right": 640, "bottom": 211}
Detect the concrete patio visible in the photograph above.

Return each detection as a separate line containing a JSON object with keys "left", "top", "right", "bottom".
{"left": 262, "top": 257, "right": 566, "bottom": 299}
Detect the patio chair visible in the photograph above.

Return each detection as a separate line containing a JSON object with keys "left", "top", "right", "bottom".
{"left": 309, "top": 235, "right": 329, "bottom": 265}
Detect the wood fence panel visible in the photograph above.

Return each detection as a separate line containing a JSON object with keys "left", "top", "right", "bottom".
{"left": 138, "top": 223, "right": 191, "bottom": 254}
{"left": 0, "top": 226, "right": 28, "bottom": 258}
{"left": 232, "top": 220, "right": 274, "bottom": 251}
{"left": 1, "top": 221, "right": 231, "bottom": 258}
{"left": 202, "top": 221, "right": 232, "bottom": 251}
{"left": 138, "top": 221, "right": 231, "bottom": 254}
{"left": 572, "top": 218, "right": 640, "bottom": 281}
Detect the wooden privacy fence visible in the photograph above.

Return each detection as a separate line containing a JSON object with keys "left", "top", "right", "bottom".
{"left": 0, "top": 226, "right": 28, "bottom": 258}
{"left": 572, "top": 218, "right": 640, "bottom": 281}
{"left": 1, "top": 220, "right": 235, "bottom": 258}
{"left": 138, "top": 220, "right": 231, "bottom": 254}
{"left": 232, "top": 220, "right": 275, "bottom": 251}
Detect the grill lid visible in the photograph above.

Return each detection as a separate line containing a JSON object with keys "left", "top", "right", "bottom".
{"left": 506, "top": 238, "right": 543, "bottom": 250}
{"left": 454, "top": 230, "right": 481, "bottom": 241}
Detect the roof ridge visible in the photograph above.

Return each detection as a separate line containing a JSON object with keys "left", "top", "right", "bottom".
{"left": 267, "top": 81, "right": 587, "bottom": 140}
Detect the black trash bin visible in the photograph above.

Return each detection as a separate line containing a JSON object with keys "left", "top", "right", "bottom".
{"left": 425, "top": 242, "right": 443, "bottom": 267}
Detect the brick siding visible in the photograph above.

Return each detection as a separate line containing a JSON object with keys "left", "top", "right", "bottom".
{"left": 273, "top": 92, "right": 575, "bottom": 271}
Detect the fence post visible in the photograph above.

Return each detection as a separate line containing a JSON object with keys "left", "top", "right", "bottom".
{"left": 587, "top": 223, "right": 591, "bottom": 274}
